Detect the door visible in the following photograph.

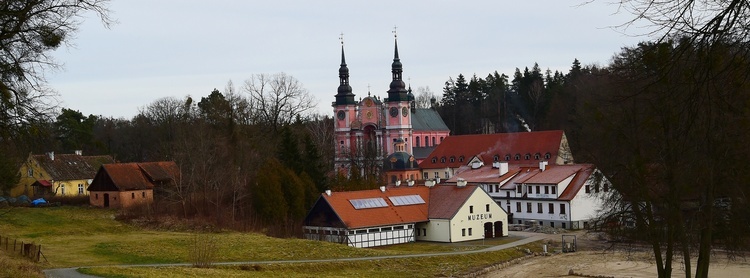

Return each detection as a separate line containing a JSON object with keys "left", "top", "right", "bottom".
{"left": 494, "top": 221, "right": 504, "bottom": 237}
{"left": 484, "top": 222, "right": 494, "bottom": 238}
{"left": 103, "top": 193, "right": 110, "bottom": 207}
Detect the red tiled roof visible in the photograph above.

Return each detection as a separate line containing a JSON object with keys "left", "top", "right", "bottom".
{"left": 521, "top": 165, "right": 581, "bottom": 184}
{"left": 32, "top": 154, "right": 115, "bottom": 181}
{"left": 558, "top": 165, "right": 596, "bottom": 201}
{"left": 419, "top": 130, "right": 565, "bottom": 169}
{"left": 89, "top": 161, "right": 179, "bottom": 191}
{"left": 445, "top": 164, "right": 522, "bottom": 184}
{"left": 321, "top": 186, "right": 430, "bottom": 229}
{"left": 427, "top": 185, "right": 478, "bottom": 219}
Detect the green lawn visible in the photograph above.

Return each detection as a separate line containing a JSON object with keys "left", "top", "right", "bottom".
{"left": 0, "top": 206, "right": 541, "bottom": 277}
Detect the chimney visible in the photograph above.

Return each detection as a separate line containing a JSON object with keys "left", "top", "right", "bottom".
{"left": 499, "top": 162, "right": 509, "bottom": 176}
{"left": 425, "top": 180, "right": 435, "bottom": 187}
{"left": 395, "top": 180, "right": 401, "bottom": 187}
{"left": 325, "top": 190, "right": 332, "bottom": 196}
{"left": 492, "top": 161, "right": 501, "bottom": 168}
{"left": 457, "top": 178, "right": 467, "bottom": 187}
{"left": 47, "top": 152, "right": 54, "bottom": 161}
{"left": 75, "top": 150, "right": 82, "bottom": 156}
{"left": 540, "top": 161, "right": 548, "bottom": 171}
{"left": 408, "top": 180, "right": 415, "bottom": 187}
{"left": 379, "top": 186, "right": 386, "bottom": 193}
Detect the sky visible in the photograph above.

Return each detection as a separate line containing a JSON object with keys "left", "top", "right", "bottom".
{"left": 47, "top": 1, "right": 653, "bottom": 119}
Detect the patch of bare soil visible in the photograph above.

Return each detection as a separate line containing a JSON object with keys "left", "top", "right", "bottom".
{"left": 482, "top": 231, "right": 750, "bottom": 278}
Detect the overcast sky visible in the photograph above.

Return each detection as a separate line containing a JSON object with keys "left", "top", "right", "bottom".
{"left": 47, "top": 1, "right": 652, "bottom": 119}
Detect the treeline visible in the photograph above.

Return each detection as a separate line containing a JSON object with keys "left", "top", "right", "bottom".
{"left": 436, "top": 60, "right": 590, "bottom": 135}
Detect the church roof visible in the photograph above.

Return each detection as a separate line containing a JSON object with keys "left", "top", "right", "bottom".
{"left": 411, "top": 109, "right": 449, "bottom": 131}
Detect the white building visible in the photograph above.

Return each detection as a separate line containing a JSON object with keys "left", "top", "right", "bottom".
{"left": 303, "top": 184, "right": 508, "bottom": 248}
{"left": 446, "top": 161, "right": 609, "bottom": 230}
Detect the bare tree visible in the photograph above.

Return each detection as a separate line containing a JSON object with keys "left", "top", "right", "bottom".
{"left": 0, "top": 0, "right": 112, "bottom": 134}
{"left": 242, "top": 73, "right": 316, "bottom": 131}
{"left": 414, "top": 86, "right": 438, "bottom": 109}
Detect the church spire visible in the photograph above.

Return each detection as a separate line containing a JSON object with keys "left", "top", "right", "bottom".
{"left": 387, "top": 28, "right": 407, "bottom": 102}
{"left": 335, "top": 33, "right": 355, "bottom": 105}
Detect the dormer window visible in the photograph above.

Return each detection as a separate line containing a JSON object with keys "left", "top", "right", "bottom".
{"left": 431, "top": 157, "right": 437, "bottom": 163}
{"left": 524, "top": 153, "right": 531, "bottom": 160}
{"left": 505, "top": 154, "right": 511, "bottom": 161}
{"left": 449, "top": 156, "right": 455, "bottom": 163}
{"left": 440, "top": 157, "right": 446, "bottom": 163}
{"left": 544, "top": 153, "right": 551, "bottom": 159}
{"left": 458, "top": 156, "right": 464, "bottom": 162}
{"left": 534, "top": 153, "right": 541, "bottom": 160}
{"left": 493, "top": 155, "right": 499, "bottom": 162}
{"left": 514, "top": 154, "right": 521, "bottom": 160}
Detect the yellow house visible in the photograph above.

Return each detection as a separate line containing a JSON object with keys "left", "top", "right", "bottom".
{"left": 12, "top": 151, "right": 115, "bottom": 197}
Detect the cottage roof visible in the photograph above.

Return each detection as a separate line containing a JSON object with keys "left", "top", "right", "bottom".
{"left": 313, "top": 184, "right": 481, "bottom": 229}
{"left": 419, "top": 130, "right": 567, "bottom": 169}
{"left": 88, "top": 161, "right": 179, "bottom": 192}
{"left": 31, "top": 154, "right": 115, "bottom": 181}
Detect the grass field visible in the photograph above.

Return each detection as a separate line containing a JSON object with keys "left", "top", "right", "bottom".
{"left": 0, "top": 206, "right": 540, "bottom": 277}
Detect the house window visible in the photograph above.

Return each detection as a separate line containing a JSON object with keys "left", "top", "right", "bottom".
{"left": 444, "top": 171, "right": 448, "bottom": 179}
{"left": 516, "top": 186, "right": 522, "bottom": 193}
{"left": 95, "top": 193, "right": 98, "bottom": 200}
{"left": 142, "top": 191, "right": 146, "bottom": 198}
{"left": 551, "top": 222, "right": 555, "bottom": 228}
{"left": 486, "top": 204, "right": 490, "bottom": 212}
{"left": 595, "top": 183, "right": 600, "bottom": 193}
{"left": 462, "top": 229, "right": 466, "bottom": 236}
{"left": 562, "top": 223, "right": 566, "bottom": 229}
{"left": 440, "top": 136, "right": 444, "bottom": 143}
{"left": 423, "top": 228, "right": 426, "bottom": 236}
{"left": 536, "top": 186, "right": 540, "bottom": 194}
{"left": 551, "top": 186, "right": 557, "bottom": 194}
{"left": 527, "top": 185, "right": 532, "bottom": 194}
{"left": 586, "top": 184, "right": 590, "bottom": 193}
{"left": 468, "top": 228, "right": 472, "bottom": 236}
{"left": 526, "top": 202, "right": 531, "bottom": 213}
{"left": 78, "top": 184, "right": 84, "bottom": 195}
{"left": 469, "top": 205, "right": 474, "bottom": 213}
{"left": 544, "top": 186, "right": 549, "bottom": 194}
{"left": 27, "top": 168, "right": 33, "bottom": 177}
{"left": 132, "top": 192, "right": 135, "bottom": 199}
{"left": 424, "top": 172, "right": 429, "bottom": 179}
{"left": 425, "top": 136, "right": 429, "bottom": 147}
{"left": 434, "top": 172, "right": 439, "bottom": 179}
{"left": 537, "top": 203, "right": 543, "bottom": 213}
{"left": 540, "top": 221, "right": 543, "bottom": 226}
{"left": 560, "top": 204, "right": 566, "bottom": 214}
{"left": 516, "top": 202, "right": 521, "bottom": 212}
{"left": 549, "top": 203, "right": 554, "bottom": 214}
{"left": 604, "top": 183, "right": 609, "bottom": 192}
{"left": 60, "top": 184, "right": 65, "bottom": 195}
{"left": 505, "top": 191, "right": 510, "bottom": 198}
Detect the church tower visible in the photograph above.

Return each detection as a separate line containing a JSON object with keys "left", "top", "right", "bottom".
{"left": 384, "top": 35, "right": 413, "bottom": 156}
{"left": 333, "top": 41, "right": 357, "bottom": 172}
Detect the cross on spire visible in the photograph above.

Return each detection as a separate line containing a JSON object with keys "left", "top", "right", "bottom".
{"left": 339, "top": 32, "right": 344, "bottom": 46}
{"left": 392, "top": 25, "right": 398, "bottom": 38}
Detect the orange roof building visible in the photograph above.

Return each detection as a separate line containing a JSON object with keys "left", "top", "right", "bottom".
{"left": 303, "top": 184, "right": 508, "bottom": 248}
{"left": 87, "top": 161, "right": 179, "bottom": 209}
{"left": 418, "top": 130, "right": 574, "bottom": 182}
{"left": 446, "top": 160, "right": 609, "bottom": 230}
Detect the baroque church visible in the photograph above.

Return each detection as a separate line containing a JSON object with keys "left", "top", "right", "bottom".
{"left": 332, "top": 37, "right": 450, "bottom": 184}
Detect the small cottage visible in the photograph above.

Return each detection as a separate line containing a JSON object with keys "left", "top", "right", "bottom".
{"left": 87, "top": 161, "right": 179, "bottom": 209}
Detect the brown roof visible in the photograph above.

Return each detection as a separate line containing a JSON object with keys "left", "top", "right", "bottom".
{"left": 32, "top": 154, "right": 115, "bottom": 181}
{"left": 558, "top": 165, "right": 596, "bottom": 201}
{"left": 88, "top": 161, "right": 179, "bottom": 192}
{"left": 445, "top": 164, "right": 522, "bottom": 184}
{"left": 427, "top": 185, "right": 478, "bottom": 219}
{"left": 314, "top": 184, "right": 482, "bottom": 229}
{"left": 419, "top": 130, "right": 566, "bottom": 169}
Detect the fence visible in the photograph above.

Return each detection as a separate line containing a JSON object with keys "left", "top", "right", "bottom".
{"left": 0, "top": 235, "right": 46, "bottom": 262}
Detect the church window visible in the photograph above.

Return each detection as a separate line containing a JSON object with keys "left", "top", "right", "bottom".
{"left": 432, "top": 137, "right": 436, "bottom": 146}
{"left": 415, "top": 137, "right": 420, "bottom": 147}
{"left": 440, "top": 136, "right": 444, "bottom": 143}
{"left": 425, "top": 136, "right": 429, "bottom": 146}
{"left": 391, "top": 175, "right": 397, "bottom": 184}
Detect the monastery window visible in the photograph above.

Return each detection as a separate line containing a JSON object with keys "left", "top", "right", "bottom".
{"left": 544, "top": 186, "right": 549, "bottom": 194}
{"left": 391, "top": 176, "right": 397, "bottom": 184}
{"left": 462, "top": 229, "right": 466, "bottom": 237}
{"left": 549, "top": 203, "right": 554, "bottom": 214}
{"left": 459, "top": 156, "right": 464, "bottom": 162}
{"left": 505, "top": 191, "right": 510, "bottom": 198}
{"left": 440, "top": 136, "right": 444, "bottom": 143}
{"left": 434, "top": 172, "right": 439, "bottom": 179}
{"left": 431, "top": 157, "right": 437, "bottom": 163}
{"left": 505, "top": 154, "right": 511, "bottom": 161}
{"left": 585, "top": 184, "right": 590, "bottom": 193}
{"left": 469, "top": 205, "right": 474, "bottom": 214}
{"left": 450, "top": 156, "right": 456, "bottom": 163}
{"left": 537, "top": 203, "right": 543, "bottom": 213}
{"left": 536, "top": 186, "right": 540, "bottom": 194}
{"left": 524, "top": 153, "right": 531, "bottom": 160}
{"left": 424, "top": 172, "right": 429, "bottom": 179}
{"left": 544, "top": 152, "right": 551, "bottom": 159}
{"left": 410, "top": 174, "right": 415, "bottom": 180}
{"left": 423, "top": 228, "right": 427, "bottom": 236}
{"left": 515, "top": 154, "right": 521, "bottom": 160}
{"left": 493, "top": 155, "right": 499, "bottom": 162}
{"left": 444, "top": 171, "right": 449, "bottom": 179}
{"left": 468, "top": 228, "right": 473, "bottom": 236}
{"left": 560, "top": 204, "right": 566, "bottom": 214}
{"left": 516, "top": 202, "right": 521, "bottom": 212}
{"left": 551, "top": 186, "right": 557, "bottom": 194}
{"left": 516, "top": 186, "right": 522, "bottom": 193}
{"left": 497, "top": 184, "right": 502, "bottom": 192}
{"left": 526, "top": 202, "right": 532, "bottom": 212}
{"left": 534, "top": 153, "right": 541, "bottom": 160}
{"left": 486, "top": 204, "right": 490, "bottom": 212}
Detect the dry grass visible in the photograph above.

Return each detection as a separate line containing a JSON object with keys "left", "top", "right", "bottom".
{"left": 0, "top": 250, "right": 44, "bottom": 278}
